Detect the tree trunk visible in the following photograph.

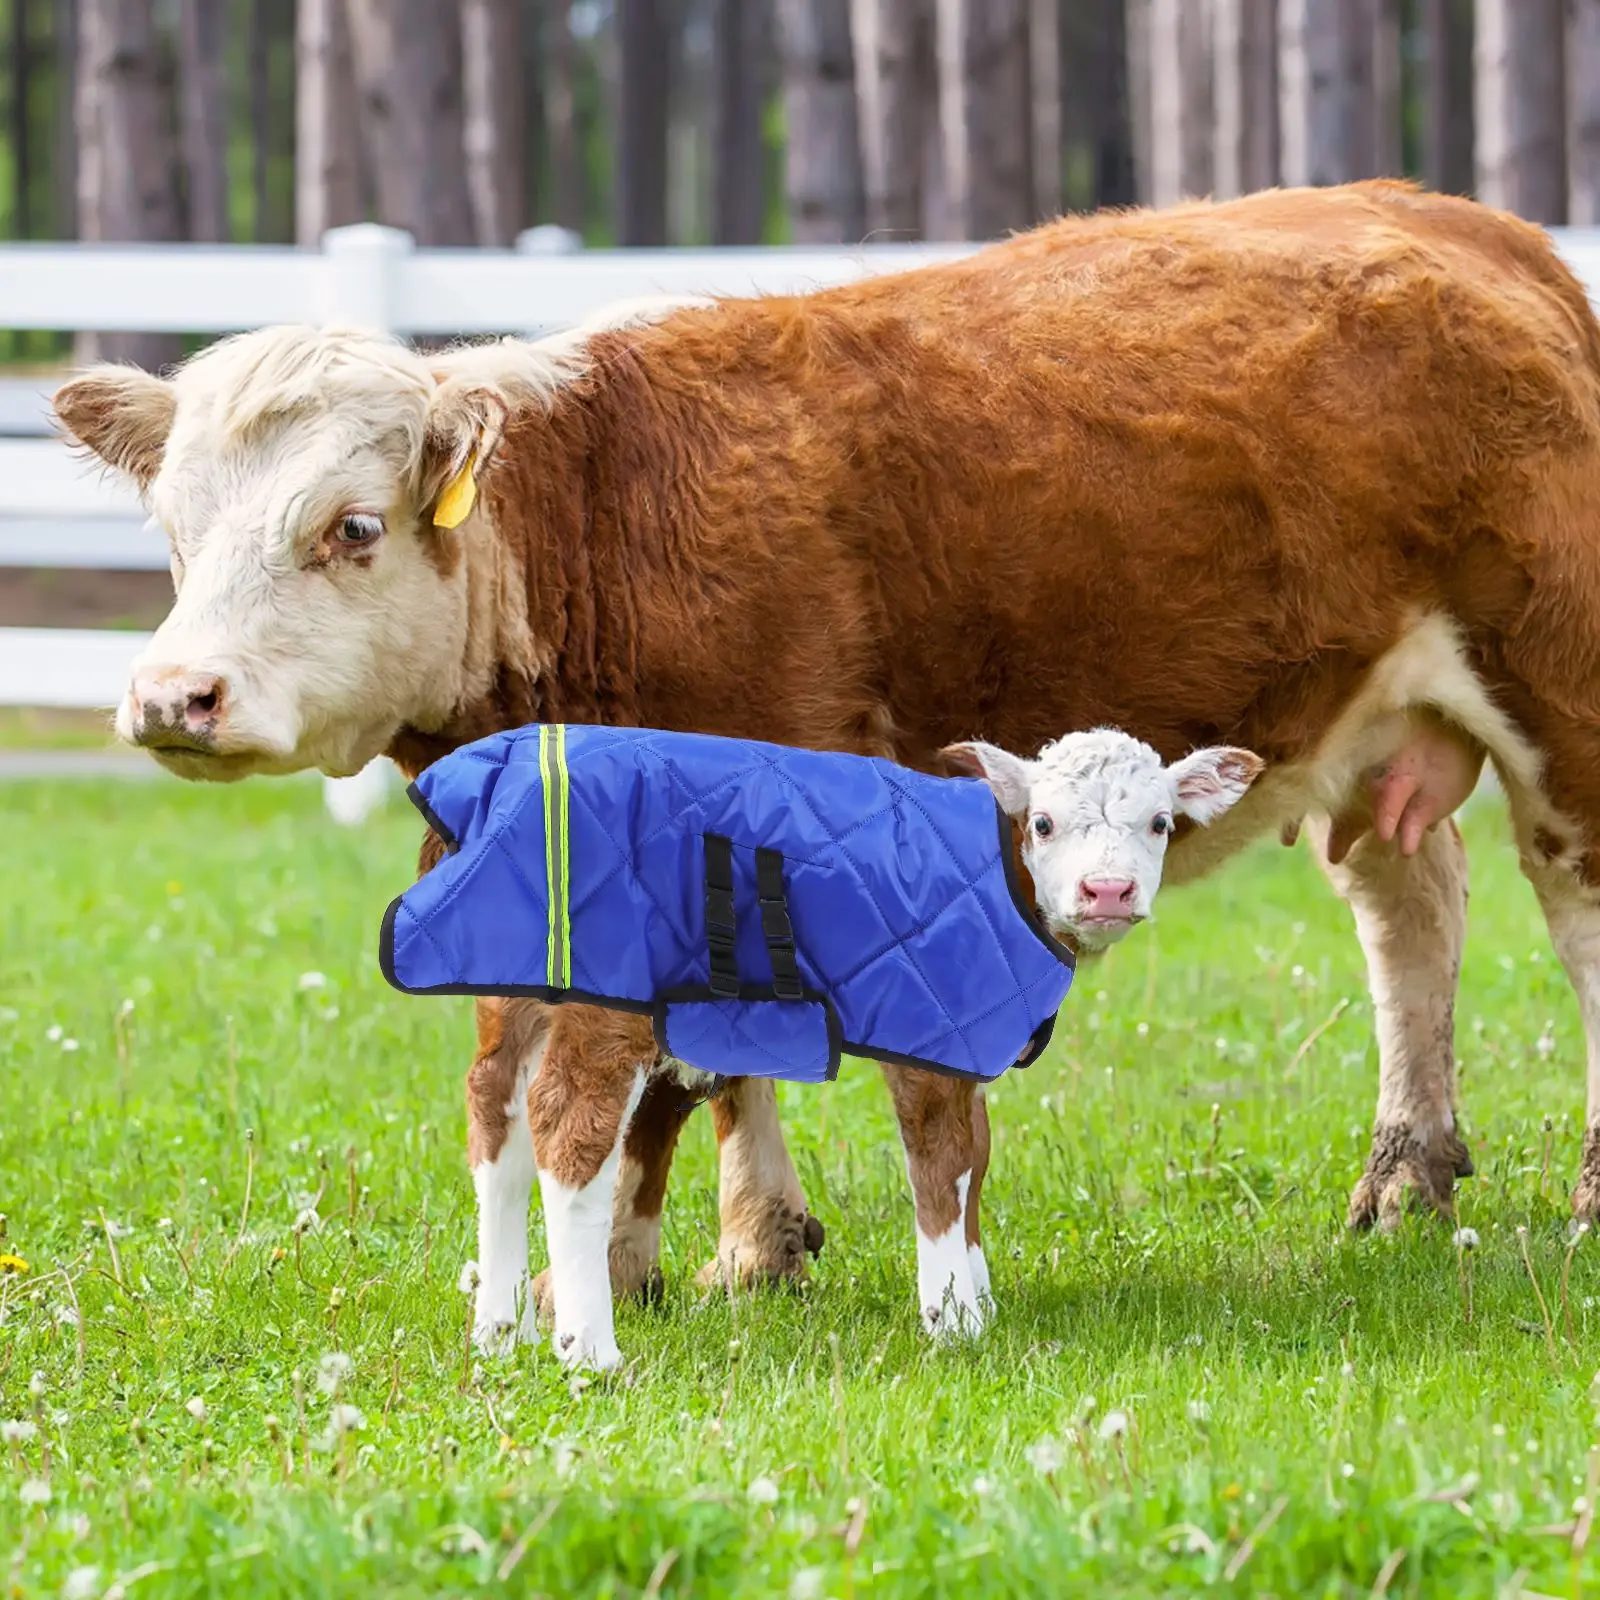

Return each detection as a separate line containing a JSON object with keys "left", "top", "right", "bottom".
{"left": 1084, "top": 0, "right": 1136, "bottom": 208}
{"left": 713, "top": 0, "right": 770, "bottom": 243}
{"left": 1372, "top": 0, "right": 1401, "bottom": 175}
{"left": 76, "top": 0, "right": 183, "bottom": 368}
{"left": 545, "top": 0, "right": 584, "bottom": 232}
{"left": 775, "top": 0, "right": 867, "bottom": 242}
{"left": 1213, "top": 0, "right": 1278, "bottom": 197}
{"left": 462, "top": 0, "right": 524, "bottom": 244}
{"left": 53, "top": 0, "right": 79, "bottom": 238}
{"left": 178, "top": 0, "right": 228, "bottom": 242}
{"left": 347, "top": 0, "right": 475, "bottom": 244}
{"left": 937, "top": 0, "right": 1032, "bottom": 238}
{"left": 1571, "top": 0, "right": 1600, "bottom": 224}
{"left": 1421, "top": 0, "right": 1473, "bottom": 196}
{"left": 1474, "top": 0, "right": 1565, "bottom": 223}
{"left": 1028, "top": 0, "right": 1060, "bottom": 218}
{"left": 1149, "top": 0, "right": 1213, "bottom": 204}
{"left": 1124, "top": 0, "right": 1154, "bottom": 202}
{"left": 295, "top": 0, "right": 363, "bottom": 244}
{"left": 851, "top": 0, "right": 935, "bottom": 238}
{"left": 615, "top": 0, "right": 670, "bottom": 245}
{"left": 11, "top": 0, "right": 32, "bottom": 238}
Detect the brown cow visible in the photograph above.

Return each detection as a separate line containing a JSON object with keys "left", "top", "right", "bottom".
{"left": 54, "top": 180, "right": 1600, "bottom": 1367}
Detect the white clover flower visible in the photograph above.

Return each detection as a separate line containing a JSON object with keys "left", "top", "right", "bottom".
{"left": 1023, "top": 1436, "right": 1063, "bottom": 1475}
{"left": 457, "top": 1261, "right": 481, "bottom": 1295}
{"left": 1453, "top": 1228, "right": 1480, "bottom": 1250}
{"left": 63, "top": 1566, "right": 100, "bottom": 1600}
{"left": 1098, "top": 1410, "right": 1129, "bottom": 1441}
{"left": 20, "top": 1478, "right": 50, "bottom": 1507}
{"left": 184, "top": 1396, "right": 206, "bottom": 1424}
{"left": 2, "top": 1420, "right": 37, "bottom": 1444}
{"left": 297, "top": 971, "right": 328, "bottom": 991}
{"left": 317, "top": 1353, "right": 354, "bottom": 1395}
{"left": 747, "top": 1476, "right": 780, "bottom": 1505}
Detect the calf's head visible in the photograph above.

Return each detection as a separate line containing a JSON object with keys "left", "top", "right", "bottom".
{"left": 945, "top": 729, "right": 1264, "bottom": 952}
{"left": 53, "top": 325, "right": 571, "bottom": 780}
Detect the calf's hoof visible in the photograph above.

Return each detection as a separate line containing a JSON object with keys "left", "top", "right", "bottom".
{"left": 554, "top": 1327, "right": 623, "bottom": 1373}
{"left": 1346, "top": 1123, "right": 1466, "bottom": 1232}
{"left": 530, "top": 1262, "right": 664, "bottom": 1322}
{"left": 697, "top": 1202, "right": 822, "bottom": 1289}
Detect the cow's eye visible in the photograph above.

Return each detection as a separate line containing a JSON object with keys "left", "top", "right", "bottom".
{"left": 1032, "top": 814, "right": 1054, "bottom": 839}
{"left": 336, "top": 513, "right": 384, "bottom": 548}
{"left": 1151, "top": 814, "right": 1172, "bottom": 836}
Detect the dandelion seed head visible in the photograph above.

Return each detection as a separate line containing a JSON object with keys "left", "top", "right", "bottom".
{"left": 316, "top": 1352, "right": 354, "bottom": 1395}
{"left": 1023, "top": 1436, "right": 1064, "bottom": 1475}
{"left": 63, "top": 1567, "right": 100, "bottom": 1600}
{"left": 184, "top": 1396, "right": 206, "bottom": 1424}
{"left": 297, "top": 971, "right": 328, "bottom": 990}
{"left": 457, "top": 1261, "right": 480, "bottom": 1295}
{"left": 328, "top": 1404, "right": 364, "bottom": 1435}
{"left": 747, "top": 1475, "right": 780, "bottom": 1505}
{"left": 1, "top": 1420, "right": 37, "bottom": 1444}
{"left": 1453, "top": 1227, "right": 1480, "bottom": 1250}
{"left": 1187, "top": 1400, "right": 1212, "bottom": 1423}
{"left": 1098, "top": 1410, "right": 1130, "bottom": 1441}
{"left": 789, "top": 1569, "right": 826, "bottom": 1600}
{"left": 1340, "top": 1462, "right": 1355, "bottom": 1479}
{"left": 45, "top": 1025, "right": 62, "bottom": 1043}
{"left": 19, "top": 1478, "right": 50, "bottom": 1507}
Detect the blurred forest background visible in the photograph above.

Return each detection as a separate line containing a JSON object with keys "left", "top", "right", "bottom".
{"left": 0, "top": 1, "right": 1597, "bottom": 357}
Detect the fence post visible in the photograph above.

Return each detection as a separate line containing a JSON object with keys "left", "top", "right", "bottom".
{"left": 317, "top": 224, "right": 415, "bottom": 824}
{"left": 514, "top": 225, "right": 584, "bottom": 339}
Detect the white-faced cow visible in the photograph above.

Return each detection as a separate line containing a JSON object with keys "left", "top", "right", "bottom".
{"left": 55, "top": 180, "right": 1600, "bottom": 1366}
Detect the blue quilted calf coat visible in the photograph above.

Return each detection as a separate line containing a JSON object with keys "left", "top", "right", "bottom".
{"left": 379, "top": 725, "right": 1076, "bottom": 1083}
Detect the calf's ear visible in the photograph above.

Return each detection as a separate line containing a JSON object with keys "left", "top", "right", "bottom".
{"left": 54, "top": 367, "right": 177, "bottom": 489}
{"left": 420, "top": 382, "right": 509, "bottom": 530}
{"left": 1169, "top": 747, "right": 1265, "bottom": 825}
{"left": 941, "top": 740, "right": 1034, "bottom": 817}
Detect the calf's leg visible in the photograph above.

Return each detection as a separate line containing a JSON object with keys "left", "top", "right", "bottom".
{"left": 466, "top": 998, "right": 550, "bottom": 1351}
{"left": 884, "top": 1065, "right": 986, "bottom": 1336}
{"left": 698, "top": 1077, "right": 826, "bottom": 1286}
{"left": 1310, "top": 815, "right": 1473, "bottom": 1230}
{"left": 527, "top": 1008, "right": 654, "bottom": 1370}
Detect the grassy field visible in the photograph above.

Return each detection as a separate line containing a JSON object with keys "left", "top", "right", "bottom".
{"left": 2, "top": 775, "right": 1598, "bottom": 1598}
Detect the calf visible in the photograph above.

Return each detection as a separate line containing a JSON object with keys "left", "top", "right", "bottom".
{"left": 387, "top": 723, "right": 1260, "bottom": 1361}
{"left": 52, "top": 181, "right": 1600, "bottom": 1351}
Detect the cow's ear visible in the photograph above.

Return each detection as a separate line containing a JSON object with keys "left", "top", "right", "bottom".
{"left": 941, "top": 740, "right": 1033, "bottom": 816}
{"left": 1169, "top": 746, "right": 1264, "bottom": 824}
{"left": 420, "top": 382, "right": 509, "bottom": 531}
{"left": 54, "top": 367, "right": 177, "bottom": 489}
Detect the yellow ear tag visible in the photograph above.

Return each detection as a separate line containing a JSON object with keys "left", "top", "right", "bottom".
{"left": 433, "top": 454, "right": 478, "bottom": 529}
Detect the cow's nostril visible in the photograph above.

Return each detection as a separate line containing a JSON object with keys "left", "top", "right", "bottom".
{"left": 185, "top": 682, "right": 223, "bottom": 726}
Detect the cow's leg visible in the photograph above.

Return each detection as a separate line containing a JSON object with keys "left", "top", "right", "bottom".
{"left": 697, "top": 1077, "right": 826, "bottom": 1286}
{"left": 527, "top": 1008, "right": 653, "bottom": 1370}
{"left": 883, "top": 1065, "right": 985, "bottom": 1336}
{"left": 1311, "top": 815, "right": 1473, "bottom": 1230}
{"left": 466, "top": 998, "right": 550, "bottom": 1351}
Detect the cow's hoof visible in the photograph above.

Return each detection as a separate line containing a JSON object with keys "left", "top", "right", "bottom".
{"left": 554, "top": 1327, "right": 622, "bottom": 1373}
{"left": 1346, "top": 1123, "right": 1463, "bottom": 1232}
{"left": 1571, "top": 1128, "right": 1600, "bottom": 1221}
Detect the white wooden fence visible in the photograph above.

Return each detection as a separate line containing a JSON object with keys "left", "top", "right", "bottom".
{"left": 0, "top": 224, "right": 973, "bottom": 818}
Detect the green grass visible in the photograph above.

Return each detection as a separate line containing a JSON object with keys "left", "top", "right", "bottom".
{"left": 2, "top": 778, "right": 1598, "bottom": 1598}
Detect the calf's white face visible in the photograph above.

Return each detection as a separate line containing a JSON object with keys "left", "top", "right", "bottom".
{"left": 946, "top": 730, "right": 1264, "bottom": 953}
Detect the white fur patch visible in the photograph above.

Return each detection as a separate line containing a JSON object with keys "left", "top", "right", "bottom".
{"left": 471, "top": 1049, "right": 542, "bottom": 1353}
{"left": 917, "top": 1171, "right": 984, "bottom": 1338}
{"left": 538, "top": 1071, "right": 647, "bottom": 1372}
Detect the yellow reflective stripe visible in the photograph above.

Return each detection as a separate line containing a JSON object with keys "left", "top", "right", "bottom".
{"left": 539, "top": 725, "right": 572, "bottom": 988}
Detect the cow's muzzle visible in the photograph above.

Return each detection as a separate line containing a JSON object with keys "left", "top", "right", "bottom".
{"left": 127, "top": 668, "right": 228, "bottom": 753}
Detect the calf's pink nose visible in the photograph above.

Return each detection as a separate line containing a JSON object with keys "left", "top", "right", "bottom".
{"left": 1078, "top": 877, "right": 1136, "bottom": 916}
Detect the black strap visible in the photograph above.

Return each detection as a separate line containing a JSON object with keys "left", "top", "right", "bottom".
{"left": 703, "top": 834, "right": 741, "bottom": 999}
{"left": 755, "top": 847, "right": 804, "bottom": 1001}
